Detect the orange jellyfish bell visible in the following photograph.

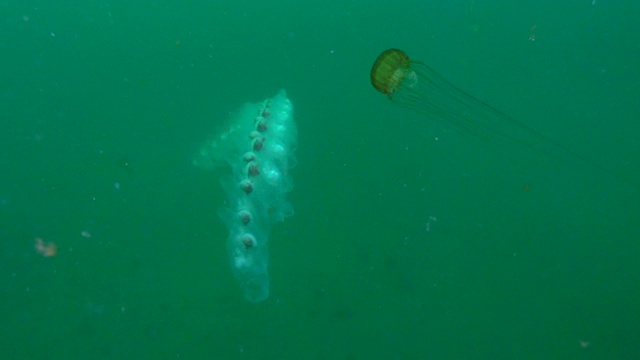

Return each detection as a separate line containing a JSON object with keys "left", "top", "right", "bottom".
{"left": 370, "top": 48, "right": 413, "bottom": 98}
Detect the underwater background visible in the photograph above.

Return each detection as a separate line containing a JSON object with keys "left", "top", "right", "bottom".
{"left": 1, "top": 0, "right": 639, "bottom": 359}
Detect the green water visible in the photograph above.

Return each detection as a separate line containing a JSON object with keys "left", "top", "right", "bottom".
{"left": 1, "top": 1, "right": 639, "bottom": 359}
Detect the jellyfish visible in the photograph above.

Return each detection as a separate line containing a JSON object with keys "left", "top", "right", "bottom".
{"left": 370, "top": 48, "right": 605, "bottom": 174}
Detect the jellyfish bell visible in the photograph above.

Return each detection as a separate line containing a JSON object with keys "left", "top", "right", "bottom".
{"left": 370, "top": 48, "right": 629, "bottom": 185}
{"left": 370, "top": 49, "right": 414, "bottom": 98}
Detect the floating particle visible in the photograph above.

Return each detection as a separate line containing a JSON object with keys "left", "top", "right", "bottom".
{"left": 35, "top": 237, "right": 57, "bottom": 257}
